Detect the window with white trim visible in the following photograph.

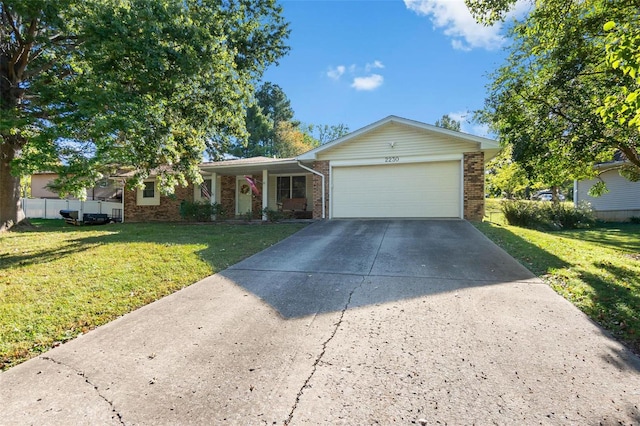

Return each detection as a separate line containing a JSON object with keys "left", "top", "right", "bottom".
{"left": 142, "top": 181, "right": 155, "bottom": 198}
{"left": 137, "top": 180, "right": 160, "bottom": 206}
{"left": 277, "top": 176, "right": 306, "bottom": 202}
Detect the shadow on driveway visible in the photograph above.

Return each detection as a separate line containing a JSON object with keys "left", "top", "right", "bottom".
{"left": 220, "top": 220, "right": 545, "bottom": 319}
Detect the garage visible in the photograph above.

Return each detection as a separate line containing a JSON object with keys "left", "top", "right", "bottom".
{"left": 332, "top": 161, "right": 461, "bottom": 218}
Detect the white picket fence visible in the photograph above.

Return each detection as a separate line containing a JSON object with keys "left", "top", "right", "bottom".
{"left": 21, "top": 198, "right": 123, "bottom": 221}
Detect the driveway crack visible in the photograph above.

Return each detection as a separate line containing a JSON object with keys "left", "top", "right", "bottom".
{"left": 41, "top": 356, "right": 125, "bottom": 425}
{"left": 284, "top": 278, "right": 364, "bottom": 425}
{"left": 367, "top": 221, "right": 389, "bottom": 276}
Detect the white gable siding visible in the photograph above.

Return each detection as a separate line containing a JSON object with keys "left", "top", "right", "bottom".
{"left": 316, "top": 122, "right": 478, "bottom": 161}
{"left": 577, "top": 170, "right": 640, "bottom": 211}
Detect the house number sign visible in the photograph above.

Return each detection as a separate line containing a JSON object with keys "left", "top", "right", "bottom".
{"left": 384, "top": 156, "right": 400, "bottom": 163}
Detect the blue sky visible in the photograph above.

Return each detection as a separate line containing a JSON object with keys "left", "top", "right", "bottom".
{"left": 262, "top": 0, "right": 526, "bottom": 138}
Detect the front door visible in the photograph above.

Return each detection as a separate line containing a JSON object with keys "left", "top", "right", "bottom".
{"left": 236, "top": 176, "right": 252, "bottom": 216}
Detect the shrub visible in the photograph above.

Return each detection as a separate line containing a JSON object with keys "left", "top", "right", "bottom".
{"left": 547, "top": 202, "right": 595, "bottom": 229}
{"left": 262, "top": 207, "right": 285, "bottom": 222}
{"left": 500, "top": 200, "right": 546, "bottom": 228}
{"left": 630, "top": 216, "right": 640, "bottom": 224}
{"left": 500, "top": 200, "right": 594, "bottom": 230}
{"left": 179, "top": 201, "right": 225, "bottom": 221}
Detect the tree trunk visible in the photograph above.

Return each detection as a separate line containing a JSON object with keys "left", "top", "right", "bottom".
{"left": 0, "top": 141, "right": 24, "bottom": 232}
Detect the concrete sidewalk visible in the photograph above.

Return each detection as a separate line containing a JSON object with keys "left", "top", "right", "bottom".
{"left": 1, "top": 220, "right": 639, "bottom": 424}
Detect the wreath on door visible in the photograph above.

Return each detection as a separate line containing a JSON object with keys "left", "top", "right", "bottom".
{"left": 240, "top": 184, "right": 250, "bottom": 194}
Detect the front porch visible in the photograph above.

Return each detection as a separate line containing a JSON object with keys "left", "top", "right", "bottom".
{"left": 200, "top": 157, "right": 325, "bottom": 221}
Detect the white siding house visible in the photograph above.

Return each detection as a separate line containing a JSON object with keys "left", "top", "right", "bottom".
{"left": 575, "top": 168, "right": 640, "bottom": 221}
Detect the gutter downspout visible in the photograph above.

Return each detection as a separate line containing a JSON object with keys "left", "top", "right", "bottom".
{"left": 297, "top": 161, "right": 326, "bottom": 219}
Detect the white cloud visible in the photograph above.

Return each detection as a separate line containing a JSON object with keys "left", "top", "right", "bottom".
{"left": 447, "top": 110, "right": 491, "bottom": 137}
{"left": 365, "top": 60, "right": 385, "bottom": 72}
{"left": 351, "top": 74, "right": 384, "bottom": 91}
{"left": 468, "top": 123, "right": 491, "bottom": 138}
{"left": 326, "top": 61, "right": 386, "bottom": 91}
{"left": 327, "top": 65, "right": 346, "bottom": 80}
{"left": 448, "top": 111, "right": 468, "bottom": 124}
{"left": 404, "top": 0, "right": 528, "bottom": 51}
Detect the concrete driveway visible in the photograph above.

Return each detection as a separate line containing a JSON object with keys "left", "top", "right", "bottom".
{"left": 1, "top": 220, "right": 639, "bottom": 425}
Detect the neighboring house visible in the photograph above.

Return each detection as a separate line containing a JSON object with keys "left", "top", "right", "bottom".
{"left": 575, "top": 163, "right": 640, "bottom": 221}
{"left": 30, "top": 172, "right": 122, "bottom": 201}
{"left": 122, "top": 115, "right": 500, "bottom": 222}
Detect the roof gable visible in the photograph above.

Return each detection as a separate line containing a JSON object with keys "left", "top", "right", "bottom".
{"left": 297, "top": 115, "right": 499, "bottom": 161}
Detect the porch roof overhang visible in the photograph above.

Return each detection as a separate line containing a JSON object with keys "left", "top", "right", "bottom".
{"left": 199, "top": 157, "right": 306, "bottom": 176}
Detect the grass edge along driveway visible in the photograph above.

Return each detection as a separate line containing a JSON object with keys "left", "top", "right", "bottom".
{"left": 475, "top": 220, "right": 640, "bottom": 356}
{"left": 0, "top": 220, "right": 307, "bottom": 371}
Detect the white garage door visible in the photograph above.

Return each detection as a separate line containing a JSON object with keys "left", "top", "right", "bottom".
{"left": 332, "top": 161, "right": 461, "bottom": 218}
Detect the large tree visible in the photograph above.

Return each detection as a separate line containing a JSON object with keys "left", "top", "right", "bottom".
{"left": 306, "top": 123, "right": 350, "bottom": 145}
{"left": 434, "top": 114, "right": 461, "bottom": 132}
{"left": 273, "top": 121, "right": 318, "bottom": 158}
{"left": 467, "top": 0, "right": 640, "bottom": 193}
{"left": 0, "top": 0, "right": 289, "bottom": 230}
{"left": 230, "top": 81, "right": 296, "bottom": 158}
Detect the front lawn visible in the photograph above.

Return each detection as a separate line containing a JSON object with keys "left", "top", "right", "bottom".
{"left": 475, "top": 220, "right": 640, "bottom": 355}
{"left": 0, "top": 220, "right": 306, "bottom": 370}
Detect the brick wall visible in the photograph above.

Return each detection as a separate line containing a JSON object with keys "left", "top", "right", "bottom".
{"left": 219, "top": 176, "right": 235, "bottom": 218}
{"left": 124, "top": 184, "right": 193, "bottom": 222}
{"left": 250, "top": 174, "right": 263, "bottom": 219}
{"left": 312, "top": 160, "right": 330, "bottom": 219}
{"left": 463, "top": 151, "right": 485, "bottom": 221}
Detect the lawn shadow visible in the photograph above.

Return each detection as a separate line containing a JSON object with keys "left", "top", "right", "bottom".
{"left": 578, "top": 264, "right": 640, "bottom": 358}
{"left": 474, "top": 222, "right": 569, "bottom": 276}
{"left": 1, "top": 221, "right": 305, "bottom": 273}
{"left": 0, "top": 226, "right": 115, "bottom": 270}
{"left": 556, "top": 223, "right": 640, "bottom": 253}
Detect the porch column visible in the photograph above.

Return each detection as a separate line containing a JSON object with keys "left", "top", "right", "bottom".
{"left": 210, "top": 172, "right": 217, "bottom": 220}
{"left": 262, "top": 169, "right": 268, "bottom": 221}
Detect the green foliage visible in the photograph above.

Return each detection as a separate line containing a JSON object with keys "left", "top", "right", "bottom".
{"left": 262, "top": 207, "right": 285, "bottom": 222}
{"left": 240, "top": 211, "right": 254, "bottom": 222}
{"left": 598, "top": 20, "right": 640, "bottom": 131}
{"left": 470, "top": 0, "right": 640, "bottom": 193}
{"left": 587, "top": 180, "right": 609, "bottom": 197}
{"left": 464, "top": 0, "right": 515, "bottom": 25}
{"left": 501, "top": 200, "right": 594, "bottom": 230}
{"left": 485, "top": 147, "right": 532, "bottom": 198}
{"left": 434, "top": 114, "right": 461, "bottom": 132}
{"left": 179, "top": 201, "right": 225, "bottom": 222}
{"left": 305, "top": 123, "right": 350, "bottom": 144}
{"left": 229, "top": 82, "right": 296, "bottom": 158}
{"left": 547, "top": 202, "right": 596, "bottom": 230}
{"left": 274, "top": 121, "right": 319, "bottom": 157}
{"left": 229, "top": 82, "right": 350, "bottom": 158}
{"left": 1, "top": 0, "right": 290, "bottom": 227}
{"left": 501, "top": 200, "right": 546, "bottom": 228}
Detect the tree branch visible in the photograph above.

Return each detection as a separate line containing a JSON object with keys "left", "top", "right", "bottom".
{"left": 2, "top": 3, "right": 23, "bottom": 45}
{"left": 619, "top": 145, "right": 640, "bottom": 169}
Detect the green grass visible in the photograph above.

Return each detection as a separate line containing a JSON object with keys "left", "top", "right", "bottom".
{"left": 0, "top": 220, "right": 306, "bottom": 370}
{"left": 475, "top": 220, "right": 640, "bottom": 355}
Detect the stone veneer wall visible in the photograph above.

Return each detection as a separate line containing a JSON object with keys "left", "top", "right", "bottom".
{"left": 463, "top": 151, "right": 485, "bottom": 221}
{"left": 219, "top": 176, "right": 235, "bottom": 218}
{"left": 124, "top": 184, "right": 193, "bottom": 222}
{"left": 312, "top": 160, "right": 330, "bottom": 220}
